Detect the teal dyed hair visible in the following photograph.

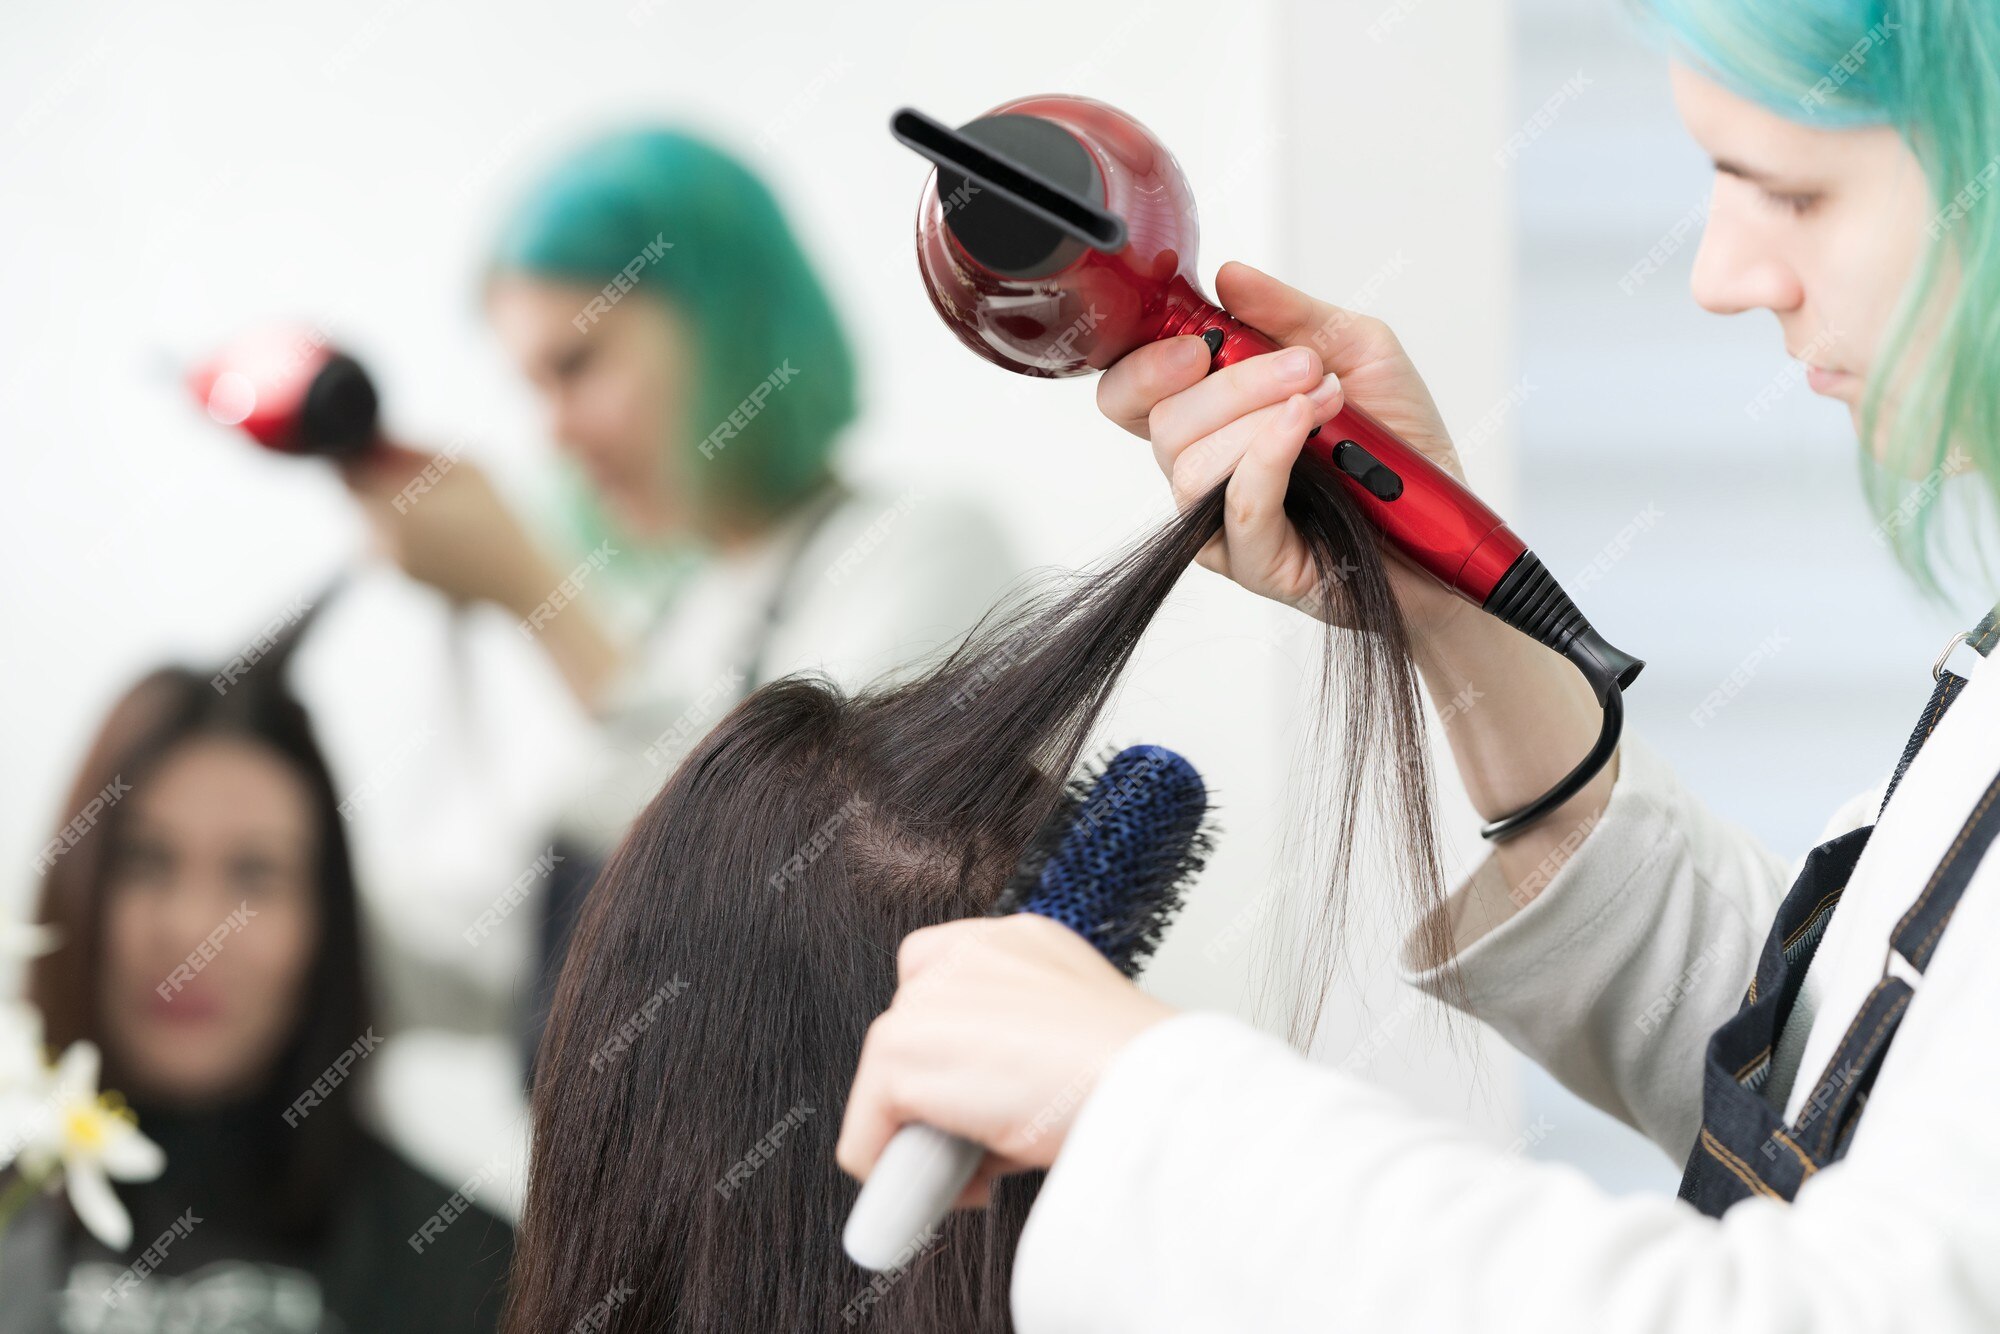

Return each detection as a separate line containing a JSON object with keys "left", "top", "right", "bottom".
{"left": 491, "top": 127, "right": 858, "bottom": 559}
{"left": 1630, "top": 0, "right": 2000, "bottom": 595}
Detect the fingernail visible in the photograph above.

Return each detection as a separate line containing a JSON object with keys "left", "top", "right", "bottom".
{"left": 1307, "top": 372, "right": 1341, "bottom": 409}
{"left": 1276, "top": 347, "right": 1315, "bottom": 382}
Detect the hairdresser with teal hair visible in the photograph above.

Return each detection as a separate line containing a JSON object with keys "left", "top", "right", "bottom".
{"left": 840, "top": 4, "right": 2000, "bottom": 1328}
{"left": 342, "top": 130, "right": 1013, "bottom": 959}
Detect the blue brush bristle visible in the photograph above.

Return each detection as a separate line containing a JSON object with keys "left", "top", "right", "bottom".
{"left": 1009, "top": 745, "right": 1209, "bottom": 976}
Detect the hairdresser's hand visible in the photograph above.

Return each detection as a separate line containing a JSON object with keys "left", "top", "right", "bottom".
{"left": 340, "top": 442, "right": 556, "bottom": 612}
{"left": 1103, "top": 265, "right": 1621, "bottom": 912}
{"left": 1096, "top": 261, "right": 1464, "bottom": 636}
{"left": 837, "top": 914, "right": 1173, "bottom": 1206}
{"left": 341, "top": 442, "right": 621, "bottom": 707}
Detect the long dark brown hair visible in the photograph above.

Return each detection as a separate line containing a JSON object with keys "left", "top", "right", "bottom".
{"left": 26, "top": 605, "right": 371, "bottom": 1236}
{"left": 503, "top": 461, "right": 1447, "bottom": 1331}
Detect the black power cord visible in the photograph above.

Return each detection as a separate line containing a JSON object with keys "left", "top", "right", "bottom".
{"left": 1475, "top": 551, "right": 1644, "bottom": 842}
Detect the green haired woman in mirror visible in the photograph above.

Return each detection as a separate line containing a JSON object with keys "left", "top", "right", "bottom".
{"left": 343, "top": 127, "right": 1017, "bottom": 858}
{"left": 340, "top": 129, "right": 1016, "bottom": 1067}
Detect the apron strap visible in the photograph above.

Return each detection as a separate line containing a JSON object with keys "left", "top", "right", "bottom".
{"left": 1771, "top": 627, "right": 2000, "bottom": 1170}
{"left": 1791, "top": 974, "right": 1914, "bottom": 1162}
{"left": 1876, "top": 601, "right": 2000, "bottom": 974}
{"left": 1878, "top": 605, "right": 2000, "bottom": 816}
{"left": 1678, "top": 597, "right": 2000, "bottom": 1214}
{"left": 1890, "top": 767, "right": 2000, "bottom": 974}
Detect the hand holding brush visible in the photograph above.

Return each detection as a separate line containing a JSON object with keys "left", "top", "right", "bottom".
{"left": 840, "top": 744, "right": 1213, "bottom": 1271}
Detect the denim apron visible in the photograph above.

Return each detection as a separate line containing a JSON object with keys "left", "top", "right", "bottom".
{"left": 1678, "top": 607, "right": 2000, "bottom": 1214}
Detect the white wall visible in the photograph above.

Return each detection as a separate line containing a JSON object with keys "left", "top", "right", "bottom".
{"left": 0, "top": 0, "right": 1525, "bottom": 1195}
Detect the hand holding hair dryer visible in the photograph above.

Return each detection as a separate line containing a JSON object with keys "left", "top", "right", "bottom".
{"left": 890, "top": 96, "right": 1642, "bottom": 840}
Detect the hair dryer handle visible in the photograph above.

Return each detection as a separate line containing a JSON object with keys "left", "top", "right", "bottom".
{"left": 842, "top": 1121, "right": 981, "bottom": 1272}
{"left": 1173, "top": 307, "right": 1526, "bottom": 605}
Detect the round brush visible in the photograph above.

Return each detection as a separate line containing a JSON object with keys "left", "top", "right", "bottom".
{"left": 842, "top": 743, "right": 1213, "bottom": 1272}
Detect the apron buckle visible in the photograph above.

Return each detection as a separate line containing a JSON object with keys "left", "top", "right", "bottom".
{"left": 1882, "top": 940, "right": 1921, "bottom": 989}
{"left": 1932, "top": 630, "right": 1973, "bottom": 681}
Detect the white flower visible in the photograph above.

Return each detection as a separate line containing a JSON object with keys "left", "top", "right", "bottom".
{"left": 7, "top": 1042, "right": 164, "bottom": 1250}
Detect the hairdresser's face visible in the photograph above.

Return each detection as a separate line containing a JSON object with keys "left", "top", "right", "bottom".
{"left": 99, "top": 737, "right": 320, "bottom": 1107}
{"left": 1671, "top": 63, "right": 1933, "bottom": 453}
{"left": 488, "top": 274, "right": 695, "bottom": 539}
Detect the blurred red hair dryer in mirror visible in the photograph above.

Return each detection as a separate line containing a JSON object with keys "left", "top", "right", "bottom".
{"left": 186, "top": 324, "right": 381, "bottom": 459}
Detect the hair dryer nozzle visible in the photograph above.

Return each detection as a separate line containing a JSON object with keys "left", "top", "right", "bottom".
{"left": 891, "top": 107, "right": 1127, "bottom": 273}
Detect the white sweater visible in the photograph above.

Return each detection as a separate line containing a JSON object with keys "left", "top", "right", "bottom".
{"left": 1011, "top": 644, "right": 2000, "bottom": 1332}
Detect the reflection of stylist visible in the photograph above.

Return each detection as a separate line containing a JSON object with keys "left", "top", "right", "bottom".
{"left": 339, "top": 131, "right": 1015, "bottom": 1015}
{"left": 839, "top": 17, "right": 2000, "bottom": 1331}
{"left": 346, "top": 128, "right": 1015, "bottom": 843}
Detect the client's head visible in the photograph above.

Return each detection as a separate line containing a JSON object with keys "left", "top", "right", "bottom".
{"left": 506, "top": 466, "right": 1447, "bottom": 1331}
{"left": 511, "top": 671, "right": 1057, "bottom": 1330}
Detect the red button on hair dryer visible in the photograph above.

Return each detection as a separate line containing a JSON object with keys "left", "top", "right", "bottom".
{"left": 891, "top": 97, "right": 1642, "bottom": 839}
{"left": 187, "top": 325, "right": 382, "bottom": 459}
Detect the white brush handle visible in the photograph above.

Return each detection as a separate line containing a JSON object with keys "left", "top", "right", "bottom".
{"left": 842, "top": 1121, "right": 983, "bottom": 1271}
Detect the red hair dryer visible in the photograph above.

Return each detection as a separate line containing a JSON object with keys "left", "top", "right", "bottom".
{"left": 186, "top": 325, "right": 381, "bottom": 459}
{"left": 891, "top": 97, "right": 1642, "bottom": 839}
